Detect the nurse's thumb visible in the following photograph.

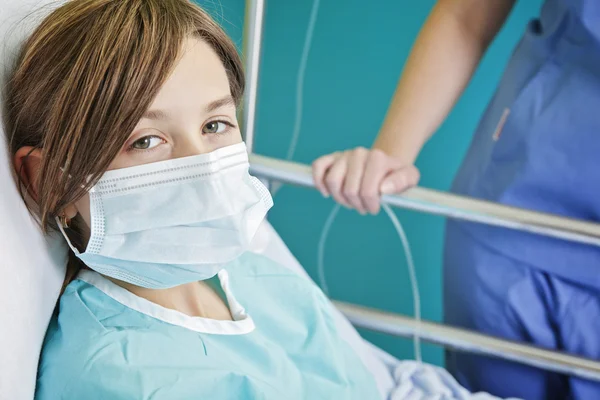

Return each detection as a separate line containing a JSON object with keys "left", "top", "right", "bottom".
{"left": 379, "top": 166, "right": 420, "bottom": 195}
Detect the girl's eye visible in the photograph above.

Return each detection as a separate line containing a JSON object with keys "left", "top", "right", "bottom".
{"left": 202, "top": 121, "right": 229, "bottom": 134}
{"left": 130, "top": 135, "right": 164, "bottom": 151}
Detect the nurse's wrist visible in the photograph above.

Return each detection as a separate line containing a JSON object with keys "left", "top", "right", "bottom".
{"left": 372, "top": 135, "right": 422, "bottom": 166}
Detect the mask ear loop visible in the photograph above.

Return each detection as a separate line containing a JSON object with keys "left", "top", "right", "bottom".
{"left": 58, "top": 215, "right": 70, "bottom": 229}
{"left": 55, "top": 165, "right": 86, "bottom": 256}
{"left": 55, "top": 215, "right": 81, "bottom": 255}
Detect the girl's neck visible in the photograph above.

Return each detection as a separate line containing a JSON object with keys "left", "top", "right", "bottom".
{"left": 107, "top": 276, "right": 233, "bottom": 321}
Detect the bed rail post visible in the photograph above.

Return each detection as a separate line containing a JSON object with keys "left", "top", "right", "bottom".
{"left": 242, "top": 0, "right": 266, "bottom": 154}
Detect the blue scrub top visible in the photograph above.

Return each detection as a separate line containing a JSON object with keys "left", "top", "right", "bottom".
{"left": 451, "top": 0, "right": 600, "bottom": 288}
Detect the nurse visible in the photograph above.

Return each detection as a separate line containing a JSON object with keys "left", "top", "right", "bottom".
{"left": 313, "top": 0, "right": 600, "bottom": 399}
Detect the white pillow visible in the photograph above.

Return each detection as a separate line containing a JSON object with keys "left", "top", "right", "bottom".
{"left": 0, "top": 2, "right": 68, "bottom": 399}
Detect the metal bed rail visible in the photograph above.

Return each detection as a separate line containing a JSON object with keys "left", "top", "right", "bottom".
{"left": 335, "top": 301, "right": 600, "bottom": 382}
{"left": 248, "top": 154, "right": 600, "bottom": 381}
{"left": 249, "top": 154, "right": 600, "bottom": 248}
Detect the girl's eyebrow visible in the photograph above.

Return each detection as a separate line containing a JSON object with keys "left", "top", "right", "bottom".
{"left": 141, "top": 95, "right": 234, "bottom": 121}
{"left": 142, "top": 109, "right": 171, "bottom": 121}
{"left": 205, "top": 95, "right": 235, "bottom": 112}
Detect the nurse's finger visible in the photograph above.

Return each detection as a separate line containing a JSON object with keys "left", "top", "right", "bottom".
{"left": 361, "top": 149, "right": 395, "bottom": 215}
{"left": 324, "top": 155, "right": 352, "bottom": 208}
{"left": 380, "top": 165, "right": 421, "bottom": 195}
{"left": 342, "top": 148, "right": 369, "bottom": 214}
{"left": 312, "top": 152, "right": 339, "bottom": 197}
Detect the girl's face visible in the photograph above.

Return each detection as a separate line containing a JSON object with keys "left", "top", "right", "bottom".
{"left": 74, "top": 37, "right": 242, "bottom": 232}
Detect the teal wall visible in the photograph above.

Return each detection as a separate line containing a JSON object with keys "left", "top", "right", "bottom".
{"left": 202, "top": 0, "right": 543, "bottom": 366}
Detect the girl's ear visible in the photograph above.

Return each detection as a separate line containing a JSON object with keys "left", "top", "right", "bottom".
{"left": 14, "top": 146, "right": 43, "bottom": 201}
{"left": 14, "top": 147, "right": 79, "bottom": 220}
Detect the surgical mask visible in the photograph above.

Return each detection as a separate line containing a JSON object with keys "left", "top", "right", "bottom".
{"left": 58, "top": 142, "right": 273, "bottom": 289}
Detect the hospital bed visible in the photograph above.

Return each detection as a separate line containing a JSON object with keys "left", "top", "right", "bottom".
{"left": 1, "top": 1, "right": 600, "bottom": 400}
{"left": 241, "top": 0, "right": 600, "bottom": 384}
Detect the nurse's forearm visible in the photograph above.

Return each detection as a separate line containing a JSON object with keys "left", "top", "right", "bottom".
{"left": 374, "top": 0, "right": 516, "bottom": 163}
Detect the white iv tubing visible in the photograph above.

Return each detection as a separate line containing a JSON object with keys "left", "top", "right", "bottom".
{"left": 381, "top": 204, "right": 422, "bottom": 363}
{"left": 270, "top": 0, "right": 320, "bottom": 197}
{"left": 317, "top": 204, "right": 423, "bottom": 363}
{"left": 271, "top": 0, "right": 423, "bottom": 363}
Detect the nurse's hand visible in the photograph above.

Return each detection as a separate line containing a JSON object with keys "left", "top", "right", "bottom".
{"left": 312, "top": 147, "right": 420, "bottom": 215}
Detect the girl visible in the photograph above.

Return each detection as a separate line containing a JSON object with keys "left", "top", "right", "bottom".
{"left": 7, "top": 1, "right": 380, "bottom": 398}
{"left": 6, "top": 1, "right": 508, "bottom": 399}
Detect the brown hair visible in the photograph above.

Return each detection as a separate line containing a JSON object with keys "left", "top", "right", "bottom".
{"left": 5, "top": 0, "right": 244, "bottom": 287}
